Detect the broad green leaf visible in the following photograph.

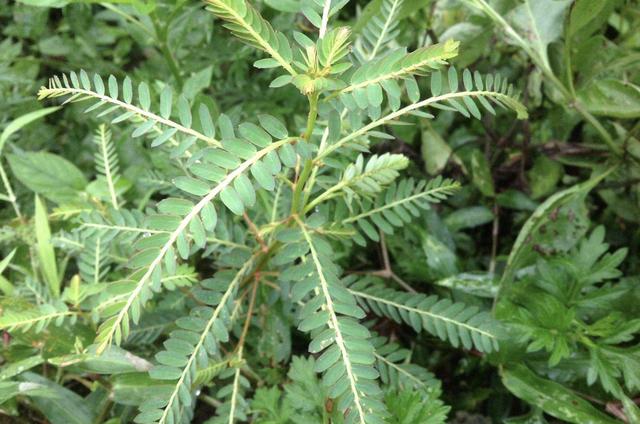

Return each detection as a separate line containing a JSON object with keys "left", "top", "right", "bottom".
{"left": 0, "top": 355, "right": 44, "bottom": 381}
{"left": 0, "top": 380, "right": 56, "bottom": 404}
{"left": 421, "top": 128, "right": 452, "bottom": 175}
{"left": 35, "top": 195, "right": 60, "bottom": 297}
{"left": 0, "top": 107, "right": 60, "bottom": 153}
{"left": 568, "top": 0, "right": 610, "bottom": 37}
{"left": 264, "top": 0, "right": 299, "bottom": 12}
{"left": 7, "top": 152, "right": 88, "bottom": 203}
{"left": 220, "top": 186, "right": 244, "bottom": 215}
{"left": 496, "top": 190, "right": 538, "bottom": 211}
{"left": 239, "top": 122, "right": 272, "bottom": 148}
{"left": 199, "top": 104, "right": 216, "bottom": 138}
{"left": 174, "top": 176, "right": 210, "bottom": 196}
{"left": 250, "top": 161, "right": 275, "bottom": 191}
{"left": 502, "top": 365, "right": 619, "bottom": 424}
{"left": 112, "top": 373, "right": 174, "bottom": 406}
{"left": 578, "top": 79, "right": 640, "bottom": 119}
{"left": 183, "top": 66, "right": 213, "bottom": 100}
{"left": 470, "top": 149, "right": 495, "bottom": 197}
{"left": 444, "top": 206, "right": 493, "bottom": 231}
{"left": 440, "top": 23, "right": 491, "bottom": 68}
{"left": 138, "top": 82, "right": 151, "bottom": 110}
{"left": 157, "top": 198, "right": 194, "bottom": 215}
{"left": 422, "top": 232, "right": 458, "bottom": 278}
{"left": 433, "top": 272, "right": 499, "bottom": 298}
{"left": 528, "top": 156, "right": 563, "bottom": 199}
{"left": 233, "top": 173, "right": 256, "bottom": 207}
{"left": 159, "top": 86, "right": 172, "bottom": 119}
{"left": 49, "top": 346, "right": 152, "bottom": 375}
{"left": 507, "top": 0, "right": 572, "bottom": 65}
{"left": 20, "top": 373, "right": 94, "bottom": 424}
{"left": 258, "top": 114, "right": 288, "bottom": 139}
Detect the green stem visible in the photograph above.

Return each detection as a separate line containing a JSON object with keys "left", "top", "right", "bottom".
{"left": 302, "top": 110, "right": 347, "bottom": 207}
{"left": 161, "top": 44, "right": 184, "bottom": 88}
{"left": 563, "top": 28, "right": 577, "bottom": 99}
{"left": 151, "top": 15, "right": 184, "bottom": 88}
{"left": 467, "top": 0, "right": 621, "bottom": 157}
{"left": 291, "top": 161, "right": 313, "bottom": 214}
{"left": 100, "top": 3, "right": 155, "bottom": 39}
{"left": 290, "top": 94, "right": 319, "bottom": 214}
{"left": 303, "top": 93, "right": 319, "bottom": 142}
{"left": 572, "top": 101, "right": 621, "bottom": 156}
{"left": 94, "top": 399, "right": 113, "bottom": 424}
{"left": 304, "top": 181, "right": 344, "bottom": 213}
{"left": 0, "top": 162, "right": 22, "bottom": 220}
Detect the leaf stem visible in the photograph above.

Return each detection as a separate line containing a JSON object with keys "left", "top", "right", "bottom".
{"left": 151, "top": 15, "right": 184, "bottom": 88}
{"left": 318, "top": 0, "right": 332, "bottom": 39}
{"left": 39, "top": 85, "right": 219, "bottom": 147}
{"left": 99, "top": 3, "right": 156, "bottom": 39}
{"left": 290, "top": 94, "right": 319, "bottom": 214}
{"left": 572, "top": 101, "right": 621, "bottom": 156}
{"left": 303, "top": 179, "right": 344, "bottom": 213}
{"left": 319, "top": 90, "right": 524, "bottom": 161}
{"left": 0, "top": 162, "right": 22, "bottom": 220}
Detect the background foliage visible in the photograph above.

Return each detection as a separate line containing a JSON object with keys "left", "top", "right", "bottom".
{"left": 1, "top": 0, "right": 639, "bottom": 423}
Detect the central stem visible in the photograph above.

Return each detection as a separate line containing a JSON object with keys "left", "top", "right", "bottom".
{"left": 151, "top": 14, "right": 184, "bottom": 88}
{"left": 290, "top": 93, "right": 319, "bottom": 214}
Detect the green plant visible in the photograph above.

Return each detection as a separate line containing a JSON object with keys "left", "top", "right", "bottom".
{"left": 1, "top": 0, "right": 529, "bottom": 420}
{"left": 497, "top": 226, "right": 640, "bottom": 422}
{"left": 2, "top": 0, "right": 640, "bottom": 423}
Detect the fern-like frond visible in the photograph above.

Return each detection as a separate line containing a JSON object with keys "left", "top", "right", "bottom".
{"left": 348, "top": 279, "right": 500, "bottom": 352}
{"left": 341, "top": 177, "right": 460, "bottom": 243}
{"left": 318, "top": 27, "right": 352, "bottom": 70}
{"left": 337, "top": 40, "right": 459, "bottom": 110}
{"left": 135, "top": 259, "right": 254, "bottom": 424}
{"left": 355, "top": 0, "right": 404, "bottom": 61}
{"left": 124, "top": 311, "right": 182, "bottom": 347}
{"left": 214, "top": 366, "right": 251, "bottom": 423}
{"left": 79, "top": 208, "right": 247, "bottom": 251}
{"left": 205, "top": 0, "right": 297, "bottom": 76}
{"left": 0, "top": 303, "right": 77, "bottom": 333}
{"left": 320, "top": 67, "right": 527, "bottom": 159}
{"left": 95, "top": 135, "right": 296, "bottom": 353}
{"left": 193, "top": 357, "right": 231, "bottom": 386}
{"left": 78, "top": 235, "right": 110, "bottom": 285}
{"left": 93, "top": 124, "right": 121, "bottom": 209}
{"left": 305, "top": 153, "right": 409, "bottom": 212}
{"left": 13, "top": 278, "right": 52, "bottom": 306}
{"left": 339, "top": 153, "right": 408, "bottom": 195}
{"left": 38, "top": 72, "right": 218, "bottom": 151}
{"left": 93, "top": 265, "right": 197, "bottom": 317}
{"left": 287, "top": 219, "right": 389, "bottom": 424}
{"left": 371, "top": 336, "right": 442, "bottom": 395}
{"left": 79, "top": 208, "right": 156, "bottom": 244}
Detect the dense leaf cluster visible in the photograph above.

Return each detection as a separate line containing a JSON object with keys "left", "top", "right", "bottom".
{"left": 1, "top": 0, "right": 639, "bottom": 423}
